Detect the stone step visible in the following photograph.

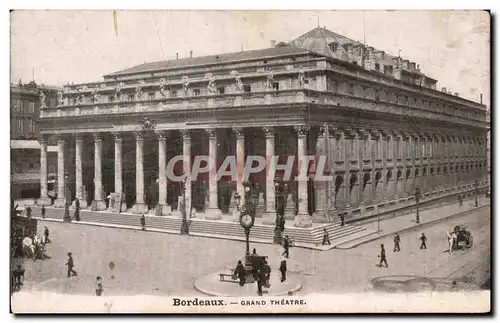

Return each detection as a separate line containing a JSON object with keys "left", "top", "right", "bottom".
{"left": 31, "top": 206, "right": 368, "bottom": 246}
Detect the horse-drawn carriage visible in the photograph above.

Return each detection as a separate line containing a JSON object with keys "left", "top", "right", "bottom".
{"left": 452, "top": 225, "right": 473, "bottom": 250}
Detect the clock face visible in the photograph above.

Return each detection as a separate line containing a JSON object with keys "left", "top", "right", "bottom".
{"left": 240, "top": 213, "right": 254, "bottom": 228}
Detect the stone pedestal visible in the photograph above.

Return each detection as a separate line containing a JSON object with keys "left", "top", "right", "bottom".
{"left": 232, "top": 209, "right": 241, "bottom": 222}
{"left": 91, "top": 200, "right": 107, "bottom": 211}
{"left": 36, "top": 197, "right": 53, "bottom": 206}
{"left": 255, "top": 193, "right": 265, "bottom": 217}
{"left": 92, "top": 200, "right": 107, "bottom": 211}
{"left": 294, "top": 213, "right": 312, "bottom": 228}
{"left": 312, "top": 211, "right": 329, "bottom": 223}
{"left": 205, "top": 208, "right": 223, "bottom": 220}
{"left": 133, "top": 203, "right": 149, "bottom": 214}
{"left": 284, "top": 193, "right": 295, "bottom": 220}
{"left": 53, "top": 198, "right": 67, "bottom": 208}
{"left": 262, "top": 212, "right": 276, "bottom": 225}
{"left": 158, "top": 204, "right": 172, "bottom": 216}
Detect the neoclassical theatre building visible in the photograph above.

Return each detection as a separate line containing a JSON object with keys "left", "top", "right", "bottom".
{"left": 37, "top": 27, "right": 489, "bottom": 227}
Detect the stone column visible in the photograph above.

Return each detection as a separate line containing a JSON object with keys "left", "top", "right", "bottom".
{"left": 262, "top": 126, "right": 276, "bottom": 224}
{"left": 112, "top": 132, "right": 126, "bottom": 212}
{"left": 133, "top": 131, "right": 148, "bottom": 214}
{"left": 313, "top": 124, "right": 329, "bottom": 222}
{"left": 74, "top": 134, "right": 88, "bottom": 208}
{"left": 328, "top": 127, "right": 339, "bottom": 215}
{"left": 233, "top": 127, "right": 246, "bottom": 207}
{"left": 157, "top": 131, "right": 169, "bottom": 215}
{"left": 54, "top": 135, "right": 67, "bottom": 208}
{"left": 294, "top": 125, "right": 312, "bottom": 228}
{"left": 205, "top": 128, "right": 222, "bottom": 220}
{"left": 180, "top": 129, "right": 192, "bottom": 215}
{"left": 37, "top": 135, "right": 52, "bottom": 206}
{"left": 92, "top": 133, "right": 106, "bottom": 210}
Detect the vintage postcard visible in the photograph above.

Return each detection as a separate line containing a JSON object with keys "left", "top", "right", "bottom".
{"left": 9, "top": 10, "right": 491, "bottom": 313}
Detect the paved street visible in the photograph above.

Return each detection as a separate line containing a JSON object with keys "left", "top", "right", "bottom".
{"left": 16, "top": 206, "right": 490, "bottom": 296}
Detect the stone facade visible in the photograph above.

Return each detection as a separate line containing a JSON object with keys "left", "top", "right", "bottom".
{"left": 36, "top": 28, "right": 489, "bottom": 227}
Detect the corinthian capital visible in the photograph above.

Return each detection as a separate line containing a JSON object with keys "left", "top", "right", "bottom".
{"left": 205, "top": 128, "right": 217, "bottom": 139}
{"left": 233, "top": 127, "right": 245, "bottom": 139}
{"left": 263, "top": 126, "right": 275, "bottom": 138}
{"left": 294, "top": 125, "right": 309, "bottom": 137}
{"left": 156, "top": 130, "right": 168, "bottom": 140}
{"left": 180, "top": 129, "right": 191, "bottom": 140}
{"left": 134, "top": 131, "right": 144, "bottom": 141}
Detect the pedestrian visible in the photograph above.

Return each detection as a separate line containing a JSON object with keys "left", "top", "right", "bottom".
{"left": 393, "top": 233, "right": 401, "bottom": 252}
{"left": 419, "top": 233, "right": 427, "bottom": 250}
{"left": 26, "top": 206, "right": 32, "bottom": 219}
{"left": 282, "top": 235, "right": 290, "bottom": 259}
{"left": 74, "top": 198, "right": 81, "bottom": 221}
{"left": 447, "top": 232, "right": 453, "bottom": 253}
{"left": 95, "top": 276, "right": 104, "bottom": 296}
{"left": 41, "top": 205, "right": 46, "bottom": 219}
{"left": 140, "top": 214, "right": 146, "bottom": 231}
{"left": 12, "top": 264, "right": 25, "bottom": 290}
{"left": 322, "top": 228, "right": 331, "bottom": 245}
{"left": 339, "top": 212, "right": 345, "bottom": 226}
{"left": 279, "top": 259, "right": 287, "bottom": 282}
{"left": 65, "top": 252, "right": 78, "bottom": 277}
{"left": 451, "top": 280, "right": 458, "bottom": 291}
{"left": 378, "top": 244, "right": 388, "bottom": 267}
{"left": 44, "top": 226, "right": 51, "bottom": 244}
{"left": 256, "top": 267, "right": 266, "bottom": 296}
{"left": 251, "top": 248, "right": 258, "bottom": 256}
{"left": 63, "top": 202, "right": 71, "bottom": 222}
{"left": 262, "top": 260, "right": 271, "bottom": 288}
{"left": 458, "top": 195, "right": 463, "bottom": 207}
{"left": 235, "top": 260, "right": 246, "bottom": 287}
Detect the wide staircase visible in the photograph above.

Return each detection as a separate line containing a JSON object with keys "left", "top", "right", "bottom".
{"left": 28, "top": 206, "right": 368, "bottom": 247}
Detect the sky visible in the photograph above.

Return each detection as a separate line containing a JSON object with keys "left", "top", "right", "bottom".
{"left": 10, "top": 10, "right": 490, "bottom": 105}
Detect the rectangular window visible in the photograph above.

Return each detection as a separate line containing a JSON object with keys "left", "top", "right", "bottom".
{"left": 193, "top": 89, "right": 201, "bottom": 96}
{"left": 148, "top": 93, "right": 155, "bottom": 100}
{"left": 30, "top": 101, "right": 35, "bottom": 113}
{"left": 217, "top": 87, "right": 225, "bottom": 94}
{"left": 128, "top": 95, "right": 134, "bottom": 101}
{"left": 171, "top": 90, "right": 177, "bottom": 97}
{"left": 375, "top": 63, "right": 380, "bottom": 72}
{"left": 243, "top": 84, "right": 251, "bottom": 92}
{"left": 272, "top": 82, "right": 279, "bottom": 91}
{"left": 108, "top": 96, "right": 114, "bottom": 103}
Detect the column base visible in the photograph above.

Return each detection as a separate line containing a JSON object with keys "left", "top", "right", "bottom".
{"left": 156, "top": 204, "right": 172, "bottom": 216}
{"left": 204, "top": 208, "right": 222, "bottom": 220}
{"left": 232, "top": 210, "right": 241, "bottom": 222}
{"left": 53, "top": 198, "right": 67, "bottom": 208}
{"left": 72, "top": 199, "right": 88, "bottom": 209}
{"left": 262, "top": 212, "right": 276, "bottom": 225}
{"left": 36, "top": 197, "right": 53, "bottom": 206}
{"left": 284, "top": 209, "right": 295, "bottom": 220}
{"left": 312, "top": 210, "right": 329, "bottom": 223}
{"left": 294, "top": 213, "right": 312, "bottom": 228}
{"left": 132, "top": 203, "right": 149, "bottom": 214}
{"left": 91, "top": 200, "right": 107, "bottom": 211}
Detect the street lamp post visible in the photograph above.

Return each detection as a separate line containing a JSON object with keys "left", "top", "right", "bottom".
{"left": 180, "top": 180, "right": 189, "bottom": 235}
{"left": 414, "top": 186, "right": 421, "bottom": 224}
{"left": 474, "top": 180, "right": 479, "bottom": 207}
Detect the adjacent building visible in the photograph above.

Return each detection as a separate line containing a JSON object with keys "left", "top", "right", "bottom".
{"left": 36, "top": 27, "right": 489, "bottom": 227}
{"left": 11, "top": 81, "right": 59, "bottom": 200}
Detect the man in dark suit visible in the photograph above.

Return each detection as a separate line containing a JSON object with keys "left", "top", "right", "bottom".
{"left": 140, "top": 215, "right": 146, "bottom": 231}
{"left": 282, "top": 236, "right": 290, "bottom": 258}
{"left": 235, "top": 260, "right": 246, "bottom": 287}
{"left": 393, "top": 233, "right": 401, "bottom": 252}
{"left": 420, "top": 233, "right": 427, "bottom": 250}
{"left": 279, "top": 259, "right": 287, "bottom": 282}
{"left": 322, "top": 228, "right": 331, "bottom": 245}
{"left": 41, "top": 205, "right": 46, "bottom": 219}
{"left": 378, "top": 244, "right": 388, "bottom": 268}
{"left": 65, "top": 252, "right": 78, "bottom": 277}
